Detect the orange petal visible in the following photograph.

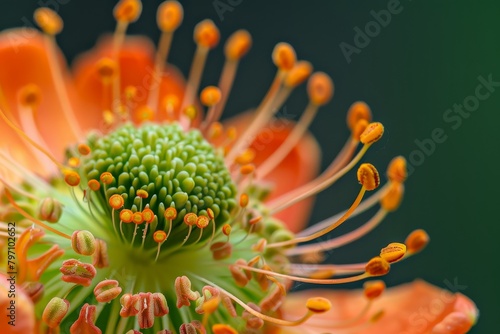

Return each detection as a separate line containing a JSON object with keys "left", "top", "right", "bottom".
{"left": 224, "top": 112, "right": 321, "bottom": 232}
{"left": 280, "top": 280, "right": 478, "bottom": 334}
{"left": 0, "top": 28, "right": 82, "bottom": 162}
{"left": 72, "top": 35, "right": 188, "bottom": 126}
{"left": 0, "top": 274, "right": 35, "bottom": 334}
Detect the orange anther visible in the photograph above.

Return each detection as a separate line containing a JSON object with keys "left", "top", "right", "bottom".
{"left": 363, "top": 280, "right": 386, "bottom": 300}
{"left": 87, "top": 179, "right": 101, "bottom": 191}
{"left": 380, "top": 181, "right": 404, "bottom": 211}
{"left": 207, "top": 208, "right": 215, "bottom": 220}
{"left": 380, "top": 242, "right": 407, "bottom": 263}
{"left": 360, "top": 122, "right": 384, "bottom": 145}
{"left": 307, "top": 72, "right": 334, "bottom": 106}
{"left": 157, "top": 0, "right": 183, "bottom": 32}
{"left": 18, "top": 84, "right": 42, "bottom": 108}
{"left": 405, "top": 229, "right": 430, "bottom": 254}
{"left": 306, "top": 297, "right": 331, "bottom": 313}
{"left": 249, "top": 216, "right": 262, "bottom": 225}
{"left": 365, "top": 257, "right": 390, "bottom": 276}
{"left": 225, "top": 29, "right": 252, "bottom": 61}
{"left": 284, "top": 61, "right": 313, "bottom": 88}
{"left": 194, "top": 19, "right": 220, "bottom": 48}
{"left": 134, "top": 105, "right": 154, "bottom": 123}
{"left": 387, "top": 156, "right": 408, "bottom": 183}
{"left": 114, "top": 0, "right": 142, "bottom": 23}
{"left": 68, "top": 157, "right": 80, "bottom": 168}
{"left": 96, "top": 58, "right": 117, "bottom": 82}
{"left": 212, "top": 324, "right": 238, "bottom": 334}
{"left": 200, "top": 86, "right": 222, "bottom": 107}
{"left": 132, "top": 212, "right": 143, "bottom": 225}
{"left": 184, "top": 105, "right": 197, "bottom": 120}
{"left": 208, "top": 122, "right": 223, "bottom": 139}
{"left": 109, "top": 194, "right": 125, "bottom": 210}
{"left": 235, "top": 148, "right": 255, "bottom": 165}
{"left": 222, "top": 224, "right": 231, "bottom": 236}
{"left": 100, "top": 172, "right": 113, "bottom": 185}
{"left": 136, "top": 189, "right": 149, "bottom": 199}
{"left": 357, "top": 163, "right": 380, "bottom": 191}
{"left": 163, "top": 94, "right": 180, "bottom": 111}
{"left": 64, "top": 171, "right": 81, "bottom": 187}
{"left": 352, "top": 118, "right": 369, "bottom": 141}
{"left": 142, "top": 208, "right": 155, "bottom": 223}
{"left": 78, "top": 144, "right": 91, "bottom": 156}
{"left": 272, "top": 42, "right": 296, "bottom": 71}
{"left": 120, "top": 209, "right": 134, "bottom": 223}
{"left": 153, "top": 230, "right": 167, "bottom": 243}
{"left": 239, "top": 193, "right": 249, "bottom": 208}
{"left": 240, "top": 164, "right": 255, "bottom": 175}
{"left": 184, "top": 212, "right": 198, "bottom": 226}
{"left": 347, "top": 101, "right": 372, "bottom": 131}
{"left": 196, "top": 215, "right": 210, "bottom": 229}
{"left": 34, "top": 8, "right": 63, "bottom": 35}
{"left": 164, "top": 207, "right": 178, "bottom": 220}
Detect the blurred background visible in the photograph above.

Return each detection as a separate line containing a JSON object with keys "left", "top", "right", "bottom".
{"left": 1, "top": 1, "right": 498, "bottom": 332}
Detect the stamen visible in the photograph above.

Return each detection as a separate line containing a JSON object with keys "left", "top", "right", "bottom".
{"left": 179, "top": 19, "right": 220, "bottom": 128}
{"left": 200, "top": 86, "right": 222, "bottom": 132}
{"left": 347, "top": 101, "right": 372, "bottom": 131}
{"left": 209, "top": 30, "right": 252, "bottom": 125}
{"left": 257, "top": 72, "right": 333, "bottom": 179}
{"left": 180, "top": 212, "right": 197, "bottom": 246}
{"left": 267, "top": 124, "right": 383, "bottom": 214}
{"left": 387, "top": 155, "right": 408, "bottom": 183}
{"left": 147, "top": 1, "right": 183, "bottom": 110}
{"left": 34, "top": 8, "right": 83, "bottom": 140}
{"left": 193, "top": 274, "right": 331, "bottom": 327}
{"left": 267, "top": 164, "right": 380, "bottom": 249}
{"left": 405, "top": 229, "right": 430, "bottom": 256}
{"left": 153, "top": 230, "right": 167, "bottom": 262}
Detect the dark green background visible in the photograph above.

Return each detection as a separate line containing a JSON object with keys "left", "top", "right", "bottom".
{"left": 1, "top": 1, "right": 498, "bottom": 333}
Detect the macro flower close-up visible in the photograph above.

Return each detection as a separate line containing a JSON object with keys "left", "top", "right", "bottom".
{"left": 0, "top": 1, "right": 487, "bottom": 333}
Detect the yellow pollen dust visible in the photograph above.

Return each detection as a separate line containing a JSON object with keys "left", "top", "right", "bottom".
{"left": 34, "top": 8, "right": 63, "bottom": 35}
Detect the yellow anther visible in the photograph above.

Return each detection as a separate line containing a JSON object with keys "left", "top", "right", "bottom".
{"left": 184, "top": 105, "right": 197, "bottom": 120}
{"left": 360, "top": 122, "right": 384, "bottom": 145}
{"left": 200, "top": 86, "right": 222, "bottom": 107}
{"left": 272, "top": 42, "right": 296, "bottom": 71}
{"left": 87, "top": 179, "right": 101, "bottom": 191}
{"left": 77, "top": 144, "right": 91, "bottom": 156}
{"left": 357, "top": 163, "right": 380, "bottom": 191}
{"left": 142, "top": 208, "right": 155, "bottom": 223}
{"left": 380, "top": 181, "right": 404, "bottom": 211}
{"left": 352, "top": 118, "right": 369, "bottom": 141}
{"left": 120, "top": 209, "right": 134, "bottom": 223}
{"left": 203, "top": 295, "right": 221, "bottom": 314}
{"left": 305, "top": 297, "right": 331, "bottom": 313}
{"left": 100, "top": 172, "right": 114, "bottom": 185}
{"left": 96, "top": 58, "right": 117, "bottom": 82}
{"left": 196, "top": 215, "right": 210, "bottom": 229}
{"left": 387, "top": 156, "right": 408, "bottom": 183}
{"left": 363, "top": 280, "right": 386, "bottom": 300}
{"left": 164, "top": 207, "right": 178, "bottom": 220}
{"left": 347, "top": 101, "right": 372, "bottom": 131}
{"left": 153, "top": 230, "right": 167, "bottom": 243}
{"left": 212, "top": 324, "right": 238, "bottom": 334}
{"left": 239, "top": 193, "right": 249, "bottom": 208}
{"left": 222, "top": 224, "right": 231, "bottom": 236}
{"left": 136, "top": 189, "right": 149, "bottom": 199}
{"left": 64, "top": 171, "right": 81, "bottom": 187}
{"left": 18, "top": 84, "right": 42, "bottom": 108}
{"left": 240, "top": 164, "right": 255, "bottom": 175}
{"left": 184, "top": 212, "right": 198, "bottom": 226}
{"left": 194, "top": 19, "right": 220, "bottom": 48}
{"left": 235, "top": 148, "right": 255, "bottom": 165}
{"left": 405, "top": 229, "right": 430, "bottom": 254}
{"left": 109, "top": 194, "right": 125, "bottom": 210}
{"left": 380, "top": 242, "right": 407, "bottom": 263}
{"left": 134, "top": 105, "right": 154, "bottom": 123}
{"left": 307, "top": 72, "right": 334, "bottom": 106}
{"left": 365, "top": 257, "right": 390, "bottom": 276}
{"left": 34, "top": 7, "right": 63, "bottom": 35}
{"left": 114, "top": 0, "right": 142, "bottom": 23}
{"left": 68, "top": 157, "right": 80, "bottom": 168}
{"left": 225, "top": 29, "right": 252, "bottom": 60}
{"left": 132, "top": 212, "right": 143, "bottom": 225}
{"left": 157, "top": 0, "right": 183, "bottom": 32}
{"left": 207, "top": 208, "right": 215, "bottom": 220}
{"left": 284, "top": 61, "right": 313, "bottom": 88}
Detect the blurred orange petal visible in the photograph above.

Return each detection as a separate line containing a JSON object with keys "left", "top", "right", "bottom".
{"left": 280, "top": 280, "right": 478, "bottom": 334}
{"left": 0, "top": 274, "right": 35, "bottom": 334}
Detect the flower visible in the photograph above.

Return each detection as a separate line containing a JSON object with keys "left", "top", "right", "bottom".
{"left": 0, "top": 1, "right": 478, "bottom": 333}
